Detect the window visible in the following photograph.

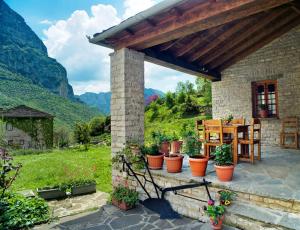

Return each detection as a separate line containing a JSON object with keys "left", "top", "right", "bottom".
{"left": 252, "top": 80, "right": 278, "bottom": 118}
{"left": 6, "top": 123, "right": 13, "bottom": 131}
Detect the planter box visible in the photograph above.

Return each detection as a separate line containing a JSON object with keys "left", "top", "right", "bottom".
{"left": 71, "top": 183, "right": 96, "bottom": 196}
{"left": 112, "top": 198, "right": 135, "bottom": 211}
{"left": 37, "top": 188, "right": 67, "bottom": 200}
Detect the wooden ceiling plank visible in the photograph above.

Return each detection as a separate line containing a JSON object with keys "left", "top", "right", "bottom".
{"left": 291, "top": 6, "right": 300, "bottom": 15}
{"left": 210, "top": 13, "right": 298, "bottom": 69}
{"left": 202, "top": 7, "right": 290, "bottom": 65}
{"left": 115, "top": 0, "right": 292, "bottom": 50}
{"left": 188, "top": 16, "right": 257, "bottom": 62}
{"left": 159, "top": 40, "right": 179, "bottom": 51}
{"left": 174, "top": 25, "right": 223, "bottom": 57}
{"left": 218, "top": 17, "right": 300, "bottom": 70}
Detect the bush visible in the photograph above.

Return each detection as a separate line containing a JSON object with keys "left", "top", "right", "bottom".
{"left": 89, "top": 116, "right": 106, "bottom": 137}
{"left": 74, "top": 122, "right": 91, "bottom": 150}
{"left": 111, "top": 186, "right": 139, "bottom": 207}
{"left": 0, "top": 192, "right": 50, "bottom": 229}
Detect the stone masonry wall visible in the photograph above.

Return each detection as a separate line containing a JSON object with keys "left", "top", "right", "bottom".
{"left": 212, "top": 25, "right": 300, "bottom": 146}
{"left": 110, "top": 48, "right": 145, "bottom": 186}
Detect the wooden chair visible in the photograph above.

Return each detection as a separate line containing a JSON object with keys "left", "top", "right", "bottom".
{"left": 195, "top": 119, "right": 205, "bottom": 143}
{"left": 231, "top": 118, "right": 245, "bottom": 125}
{"left": 238, "top": 118, "right": 261, "bottom": 164}
{"left": 203, "top": 119, "right": 232, "bottom": 158}
{"left": 280, "top": 117, "right": 299, "bottom": 149}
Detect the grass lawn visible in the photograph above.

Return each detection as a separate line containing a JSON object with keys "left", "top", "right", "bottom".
{"left": 11, "top": 146, "right": 112, "bottom": 193}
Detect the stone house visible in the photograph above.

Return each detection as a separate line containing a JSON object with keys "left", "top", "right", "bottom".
{"left": 89, "top": 0, "right": 300, "bottom": 228}
{"left": 0, "top": 105, "right": 54, "bottom": 149}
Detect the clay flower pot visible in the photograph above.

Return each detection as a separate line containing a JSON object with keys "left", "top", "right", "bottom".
{"left": 171, "top": 141, "right": 182, "bottom": 153}
{"left": 189, "top": 156, "right": 208, "bottom": 177}
{"left": 147, "top": 154, "right": 164, "bottom": 170}
{"left": 112, "top": 198, "right": 134, "bottom": 211}
{"left": 164, "top": 154, "right": 184, "bottom": 173}
{"left": 215, "top": 165, "right": 235, "bottom": 182}
{"left": 160, "top": 141, "right": 170, "bottom": 154}
{"left": 210, "top": 216, "right": 225, "bottom": 230}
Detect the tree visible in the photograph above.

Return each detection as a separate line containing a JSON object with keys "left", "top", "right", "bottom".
{"left": 165, "top": 92, "right": 175, "bottom": 109}
{"left": 74, "top": 122, "right": 90, "bottom": 150}
{"left": 53, "top": 127, "right": 70, "bottom": 148}
{"left": 0, "top": 120, "right": 6, "bottom": 147}
{"left": 89, "top": 116, "right": 106, "bottom": 137}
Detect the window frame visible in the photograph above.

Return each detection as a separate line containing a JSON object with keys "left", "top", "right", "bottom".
{"left": 252, "top": 80, "right": 279, "bottom": 118}
{"left": 6, "top": 123, "right": 13, "bottom": 131}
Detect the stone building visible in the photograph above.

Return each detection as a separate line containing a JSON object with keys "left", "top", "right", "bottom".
{"left": 0, "top": 105, "right": 54, "bottom": 149}
{"left": 89, "top": 0, "right": 300, "bottom": 228}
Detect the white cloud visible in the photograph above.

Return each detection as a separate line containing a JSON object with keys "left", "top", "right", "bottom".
{"left": 42, "top": 1, "right": 194, "bottom": 95}
{"left": 40, "top": 19, "right": 54, "bottom": 25}
{"left": 123, "top": 0, "right": 156, "bottom": 19}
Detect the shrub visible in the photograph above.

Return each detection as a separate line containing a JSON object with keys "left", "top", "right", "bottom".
{"left": 0, "top": 192, "right": 50, "bottom": 229}
{"left": 111, "top": 186, "right": 139, "bottom": 207}
{"left": 74, "top": 122, "right": 90, "bottom": 150}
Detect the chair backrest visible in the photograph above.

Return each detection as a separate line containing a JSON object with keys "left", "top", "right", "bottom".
{"left": 203, "top": 119, "right": 223, "bottom": 143}
{"left": 250, "top": 118, "right": 261, "bottom": 141}
{"left": 281, "top": 117, "right": 298, "bottom": 133}
{"left": 231, "top": 118, "right": 245, "bottom": 125}
{"left": 195, "top": 119, "right": 204, "bottom": 140}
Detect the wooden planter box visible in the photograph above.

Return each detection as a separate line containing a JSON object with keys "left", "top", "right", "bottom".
{"left": 37, "top": 188, "right": 67, "bottom": 200}
{"left": 112, "top": 198, "right": 135, "bottom": 211}
{"left": 71, "top": 183, "right": 96, "bottom": 196}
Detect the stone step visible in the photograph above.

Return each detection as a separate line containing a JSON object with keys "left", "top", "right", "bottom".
{"left": 225, "top": 202, "right": 300, "bottom": 230}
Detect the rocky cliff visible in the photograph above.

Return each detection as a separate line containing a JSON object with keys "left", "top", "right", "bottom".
{"left": 0, "top": 0, "right": 74, "bottom": 99}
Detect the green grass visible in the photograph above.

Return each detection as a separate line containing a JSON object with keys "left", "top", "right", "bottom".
{"left": 11, "top": 146, "right": 112, "bottom": 193}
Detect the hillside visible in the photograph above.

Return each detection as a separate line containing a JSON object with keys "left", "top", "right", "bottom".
{"left": 0, "top": 66, "right": 99, "bottom": 129}
{"left": 0, "top": 0, "right": 74, "bottom": 99}
{"left": 78, "top": 88, "right": 165, "bottom": 115}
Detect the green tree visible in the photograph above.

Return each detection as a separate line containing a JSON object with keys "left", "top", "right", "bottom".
{"left": 0, "top": 120, "right": 6, "bottom": 147}
{"left": 89, "top": 116, "right": 106, "bottom": 136}
{"left": 74, "top": 122, "right": 91, "bottom": 150}
{"left": 165, "top": 92, "right": 175, "bottom": 109}
{"left": 53, "top": 127, "right": 70, "bottom": 148}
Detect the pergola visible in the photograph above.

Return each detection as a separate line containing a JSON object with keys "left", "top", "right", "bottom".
{"left": 90, "top": 0, "right": 300, "bottom": 81}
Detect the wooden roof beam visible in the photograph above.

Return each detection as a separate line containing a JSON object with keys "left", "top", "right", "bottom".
{"left": 201, "top": 7, "right": 290, "bottom": 65}
{"left": 210, "top": 12, "right": 299, "bottom": 69}
{"left": 218, "top": 17, "right": 300, "bottom": 71}
{"left": 114, "top": 0, "right": 292, "bottom": 50}
{"left": 188, "top": 15, "right": 258, "bottom": 62}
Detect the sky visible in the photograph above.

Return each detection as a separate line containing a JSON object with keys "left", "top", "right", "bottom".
{"left": 6, "top": 0, "right": 196, "bottom": 95}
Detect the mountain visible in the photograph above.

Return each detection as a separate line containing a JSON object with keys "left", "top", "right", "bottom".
{"left": 78, "top": 88, "right": 165, "bottom": 115}
{"left": 0, "top": 0, "right": 74, "bottom": 99}
{"left": 0, "top": 65, "right": 99, "bottom": 129}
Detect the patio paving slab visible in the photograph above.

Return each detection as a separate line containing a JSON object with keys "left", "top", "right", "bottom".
{"left": 36, "top": 204, "right": 240, "bottom": 230}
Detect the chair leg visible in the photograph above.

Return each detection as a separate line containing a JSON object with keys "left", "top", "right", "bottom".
{"left": 257, "top": 142, "right": 261, "bottom": 161}
{"left": 250, "top": 144, "right": 254, "bottom": 164}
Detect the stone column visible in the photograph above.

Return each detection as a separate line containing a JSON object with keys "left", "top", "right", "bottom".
{"left": 110, "top": 48, "right": 145, "bottom": 156}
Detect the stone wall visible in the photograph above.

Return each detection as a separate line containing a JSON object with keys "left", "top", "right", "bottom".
{"left": 212, "top": 25, "right": 300, "bottom": 146}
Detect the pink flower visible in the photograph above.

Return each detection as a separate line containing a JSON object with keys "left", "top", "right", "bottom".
{"left": 207, "top": 199, "right": 215, "bottom": 206}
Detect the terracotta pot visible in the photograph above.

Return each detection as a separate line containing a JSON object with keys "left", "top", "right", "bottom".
{"left": 259, "top": 109, "right": 268, "bottom": 118}
{"left": 215, "top": 165, "right": 235, "bottom": 182}
{"left": 171, "top": 141, "right": 182, "bottom": 153}
{"left": 164, "top": 154, "right": 184, "bottom": 173}
{"left": 210, "top": 216, "right": 224, "bottom": 230}
{"left": 160, "top": 141, "right": 170, "bottom": 154}
{"left": 147, "top": 154, "right": 164, "bottom": 170}
{"left": 189, "top": 156, "right": 208, "bottom": 177}
{"left": 112, "top": 198, "right": 134, "bottom": 211}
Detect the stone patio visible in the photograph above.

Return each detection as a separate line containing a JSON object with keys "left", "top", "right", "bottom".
{"left": 37, "top": 204, "right": 239, "bottom": 230}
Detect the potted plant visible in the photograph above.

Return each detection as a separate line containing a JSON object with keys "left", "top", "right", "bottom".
{"left": 183, "top": 134, "right": 207, "bottom": 177}
{"left": 205, "top": 204, "right": 225, "bottom": 230}
{"left": 224, "top": 114, "right": 234, "bottom": 125}
{"left": 143, "top": 144, "right": 164, "bottom": 170}
{"left": 69, "top": 179, "right": 97, "bottom": 196}
{"left": 214, "top": 144, "right": 235, "bottom": 182}
{"left": 37, "top": 185, "right": 67, "bottom": 200}
{"left": 151, "top": 131, "right": 170, "bottom": 155}
{"left": 170, "top": 132, "right": 182, "bottom": 153}
{"left": 111, "top": 185, "right": 139, "bottom": 211}
{"left": 217, "top": 190, "right": 237, "bottom": 206}
{"left": 259, "top": 104, "right": 269, "bottom": 118}
{"left": 164, "top": 153, "right": 184, "bottom": 173}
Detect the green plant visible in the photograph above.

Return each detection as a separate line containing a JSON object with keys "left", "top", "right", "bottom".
{"left": 0, "top": 148, "right": 22, "bottom": 198}
{"left": 205, "top": 204, "right": 225, "bottom": 225}
{"left": 218, "top": 190, "right": 237, "bottom": 206}
{"left": 0, "top": 192, "right": 50, "bottom": 229}
{"left": 224, "top": 114, "right": 234, "bottom": 123}
{"left": 259, "top": 104, "right": 268, "bottom": 110}
{"left": 112, "top": 145, "right": 144, "bottom": 170}
{"left": 183, "top": 134, "right": 202, "bottom": 157}
{"left": 141, "top": 144, "right": 160, "bottom": 156}
{"left": 151, "top": 131, "right": 170, "bottom": 145}
{"left": 111, "top": 185, "right": 139, "bottom": 207}
{"left": 170, "top": 132, "right": 180, "bottom": 141}
{"left": 214, "top": 144, "right": 233, "bottom": 166}
{"left": 74, "top": 122, "right": 91, "bottom": 150}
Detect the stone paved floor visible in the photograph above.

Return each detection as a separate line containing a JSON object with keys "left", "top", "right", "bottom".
{"left": 48, "top": 192, "right": 109, "bottom": 218}
{"left": 37, "top": 204, "right": 238, "bottom": 230}
{"left": 151, "top": 146, "right": 300, "bottom": 201}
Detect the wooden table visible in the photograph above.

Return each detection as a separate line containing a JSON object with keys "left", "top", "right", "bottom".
{"left": 223, "top": 124, "right": 249, "bottom": 165}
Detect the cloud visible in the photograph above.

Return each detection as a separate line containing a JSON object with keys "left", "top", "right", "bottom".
{"left": 123, "top": 0, "right": 156, "bottom": 19}
{"left": 40, "top": 19, "right": 54, "bottom": 25}
{"left": 43, "top": 1, "right": 193, "bottom": 95}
